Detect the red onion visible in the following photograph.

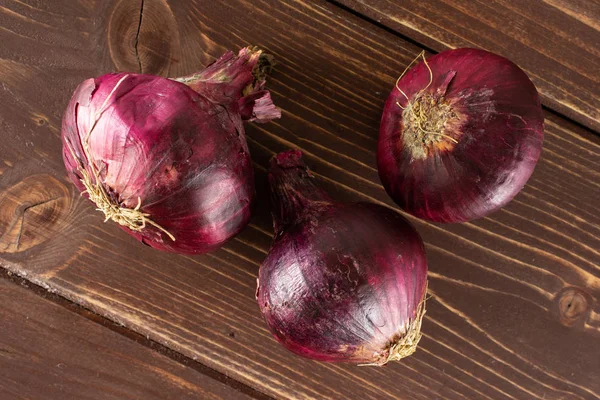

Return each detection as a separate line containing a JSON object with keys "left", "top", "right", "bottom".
{"left": 378, "top": 48, "right": 544, "bottom": 223}
{"left": 257, "top": 150, "right": 428, "bottom": 365}
{"left": 61, "top": 47, "right": 280, "bottom": 254}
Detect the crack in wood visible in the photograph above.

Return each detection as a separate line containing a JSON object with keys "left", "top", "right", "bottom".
{"left": 134, "top": 0, "right": 144, "bottom": 73}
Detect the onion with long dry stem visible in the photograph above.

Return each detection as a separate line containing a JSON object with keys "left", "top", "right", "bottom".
{"left": 61, "top": 47, "right": 280, "bottom": 254}
{"left": 378, "top": 48, "right": 544, "bottom": 223}
{"left": 257, "top": 150, "right": 428, "bottom": 365}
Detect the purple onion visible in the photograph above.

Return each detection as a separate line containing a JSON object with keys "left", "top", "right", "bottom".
{"left": 61, "top": 47, "right": 280, "bottom": 254}
{"left": 257, "top": 150, "right": 428, "bottom": 365}
{"left": 378, "top": 48, "right": 544, "bottom": 223}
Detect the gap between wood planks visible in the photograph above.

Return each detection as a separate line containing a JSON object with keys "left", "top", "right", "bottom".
{"left": 0, "top": 268, "right": 275, "bottom": 400}
{"left": 324, "top": 0, "right": 600, "bottom": 138}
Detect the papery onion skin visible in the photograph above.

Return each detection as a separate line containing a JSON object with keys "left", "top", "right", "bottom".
{"left": 378, "top": 48, "right": 544, "bottom": 223}
{"left": 61, "top": 48, "right": 280, "bottom": 254}
{"left": 257, "top": 150, "right": 428, "bottom": 365}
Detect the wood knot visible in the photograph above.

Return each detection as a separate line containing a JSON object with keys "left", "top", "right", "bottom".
{"left": 554, "top": 287, "right": 592, "bottom": 328}
{"left": 108, "top": 0, "right": 179, "bottom": 76}
{"left": 0, "top": 175, "right": 71, "bottom": 253}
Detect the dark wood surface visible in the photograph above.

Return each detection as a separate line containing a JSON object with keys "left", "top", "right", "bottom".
{"left": 0, "top": 277, "right": 254, "bottom": 400}
{"left": 335, "top": 0, "right": 600, "bottom": 132}
{"left": 0, "top": 1, "right": 599, "bottom": 399}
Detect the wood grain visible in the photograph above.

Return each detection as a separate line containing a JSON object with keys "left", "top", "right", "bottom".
{"left": 0, "top": 0, "right": 599, "bottom": 399}
{"left": 0, "top": 175, "right": 72, "bottom": 253}
{"left": 334, "top": 0, "right": 600, "bottom": 132}
{"left": 0, "top": 277, "right": 255, "bottom": 400}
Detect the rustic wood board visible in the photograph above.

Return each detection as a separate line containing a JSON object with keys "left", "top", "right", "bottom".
{"left": 335, "top": 0, "right": 600, "bottom": 132}
{"left": 1, "top": 0, "right": 599, "bottom": 399}
{"left": 0, "top": 277, "right": 255, "bottom": 400}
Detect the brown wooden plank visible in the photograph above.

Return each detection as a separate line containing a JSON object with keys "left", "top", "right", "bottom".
{"left": 335, "top": 0, "right": 600, "bottom": 132}
{"left": 0, "top": 278, "right": 255, "bottom": 400}
{"left": 0, "top": 0, "right": 599, "bottom": 399}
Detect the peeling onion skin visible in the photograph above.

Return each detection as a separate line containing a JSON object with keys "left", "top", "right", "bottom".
{"left": 257, "top": 150, "right": 428, "bottom": 365}
{"left": 62, "top": 48, "right": 280, "bottom": 254}
{"left": 378, "top": 48, "right": 544, "bottom": 223}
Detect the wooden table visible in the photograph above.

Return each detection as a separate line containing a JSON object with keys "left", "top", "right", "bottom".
{"left": 1, "top": 1, "right": 598, "bottom": 399}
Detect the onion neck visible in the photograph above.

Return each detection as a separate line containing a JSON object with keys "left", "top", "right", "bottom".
{"left": 175, "top": 47, "right": 263, "bottom": 98}
{"left": 268, "top": 150, "right": 332, "bottom": 233}
{"left": 174, "top": 47, "right": 280, "bottom": 123}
